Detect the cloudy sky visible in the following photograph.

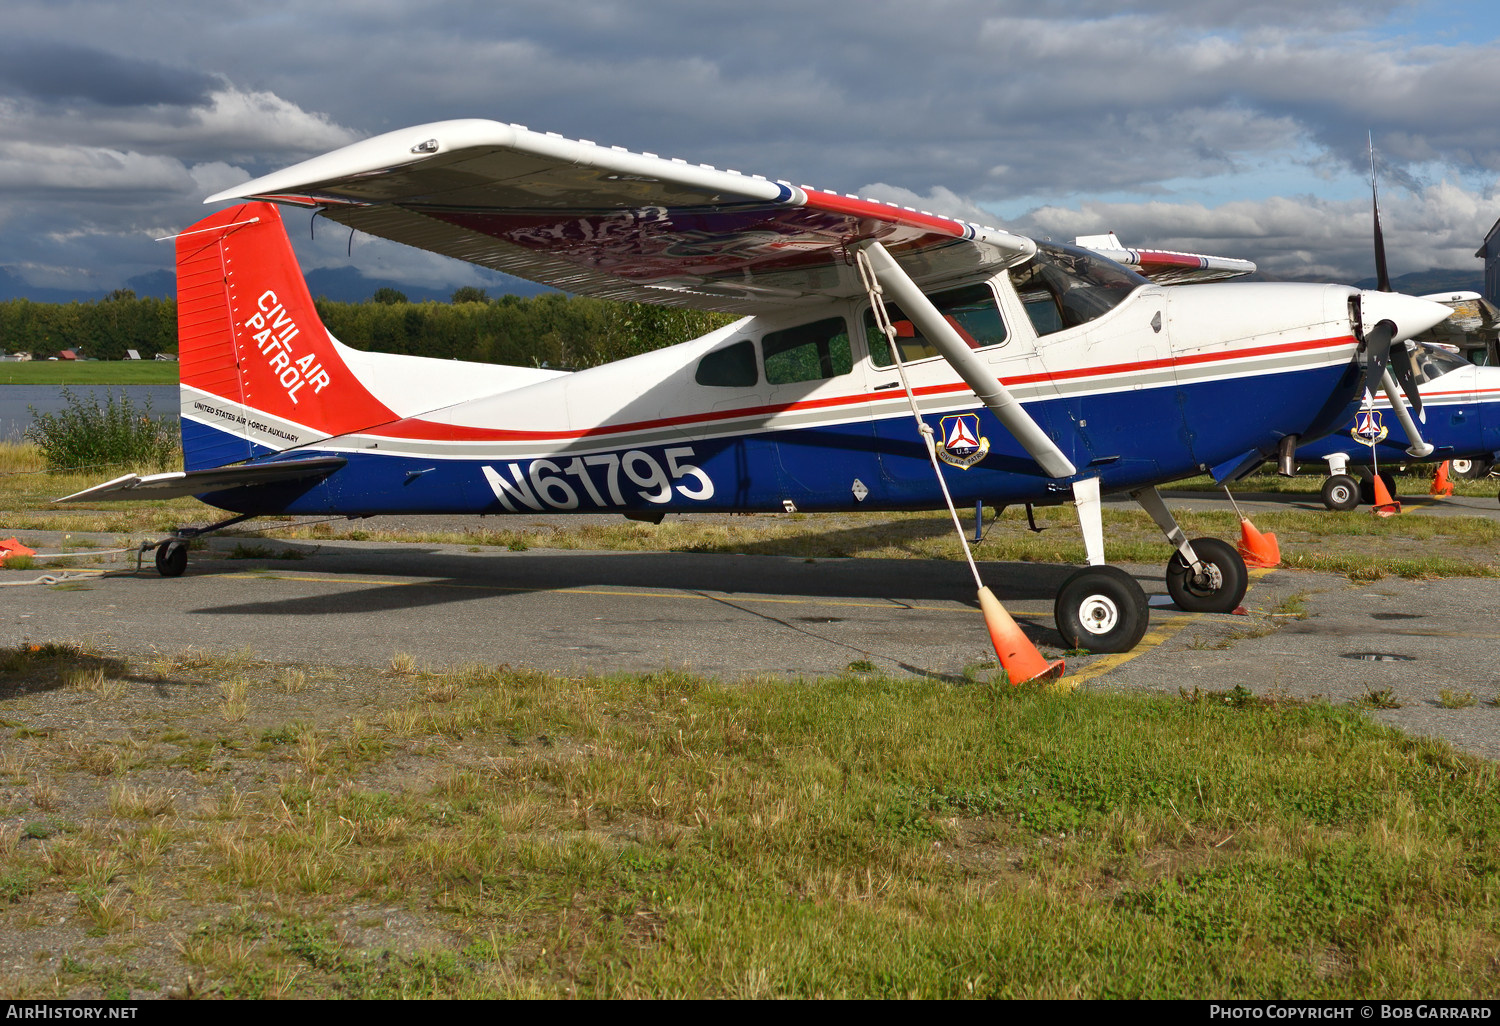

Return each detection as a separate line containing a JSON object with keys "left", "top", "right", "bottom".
{"left": 4, "top": 0, "right": 1500, "bottom": 297}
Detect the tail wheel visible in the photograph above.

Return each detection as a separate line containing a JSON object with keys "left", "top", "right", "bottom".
{"left": 1165, "top": 537, "right": 1247, "bottom": 614}
{"left": 1053, "top": 566, "right": 1150, "bottom": 654}
{"left": 155, "top": 540, "right": 188, "bottom": 578}
{"left": 1320, "top": 474, "right": 1360, "bottom": 511}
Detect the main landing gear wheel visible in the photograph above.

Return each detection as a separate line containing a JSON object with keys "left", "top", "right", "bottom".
{"left": 1054, "top": 565, "right": 1150, "bottom": 654}
{"left": 1165, "top": 537, "right": 1247, "bottom": 614}
{"left": 154, "top": 540, "right": 187, "bottom": 578}
{"left": 1320, "top": 474, "right": 1360, "bottom": 511}
{"left": 1358, "top": 471, "right": 1398, "bottom": 506}
{"left": 1450, "top": 457, "right": 1493, "bottom": 480}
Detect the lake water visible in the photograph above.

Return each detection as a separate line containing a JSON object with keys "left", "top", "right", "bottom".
{"left": 0, "top": 385, "right": 180, "bottom": 442}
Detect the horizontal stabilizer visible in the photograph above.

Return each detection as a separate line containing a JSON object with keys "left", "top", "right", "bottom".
{"left": 1074, "top": 233, "right": 1256, "bottom": 284}
{"left": 56, "top": 456, "right": 346, "bottom": 504}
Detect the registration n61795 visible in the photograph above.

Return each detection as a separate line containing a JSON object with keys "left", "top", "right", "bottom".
{"left": 482, "top": 446, "right": 715, "bottom": 511}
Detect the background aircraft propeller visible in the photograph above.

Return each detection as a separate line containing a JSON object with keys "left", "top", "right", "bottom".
{"left": 1366, "top": 136, "right": 1427, "bottom": 420}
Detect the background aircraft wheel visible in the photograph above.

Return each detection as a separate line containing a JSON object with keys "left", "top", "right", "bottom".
{"left": 1053, "top": 566, "right": 1149, "bottom": 654}
{"left": 1165, "top": 537, "right": 1247, "bottom": 614}
{"left": 1450, "top": 457, "right": 1493, "bottom": 480}
{"left": 154, "top": 540, "right": 187, "bottom": 578}
{"left": 1320, "top": 474, "right": 1360, "bottom": 511}
{"left": 1358, "top": 471, "right": 1398, "bottom": 506}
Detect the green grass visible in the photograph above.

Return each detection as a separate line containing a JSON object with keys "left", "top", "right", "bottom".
{"left": 0, "top": 362, "right": 178, "bottom": 385}
{"left": 0, "top": 651, "right": 1494, "bottom": 998}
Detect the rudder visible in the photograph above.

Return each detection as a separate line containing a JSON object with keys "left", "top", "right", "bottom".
{"left": 176, "top": 202, "right": 396, "bottom": 470}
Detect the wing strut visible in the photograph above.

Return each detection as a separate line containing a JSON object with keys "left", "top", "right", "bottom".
{"left": 855, "top": 244, "right": 1064, "bottom": 686}
{"left": 1380, "top": 370, "right": 1435, "bottom": 458}
{"left": 852, "top": 240, "right": 1076, "bottom": 478}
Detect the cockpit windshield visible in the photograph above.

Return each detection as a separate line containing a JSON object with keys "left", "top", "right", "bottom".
{"left": 1008, "top": 242, "right": 1150, "bottom": 336}
{"left": 1407, "top": 343, "right": 1470, "bottom": 386}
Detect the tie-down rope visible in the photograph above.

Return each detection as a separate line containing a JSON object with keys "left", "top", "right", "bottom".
{"left": 854, "top": 247, "right": 984, "bottom": 590}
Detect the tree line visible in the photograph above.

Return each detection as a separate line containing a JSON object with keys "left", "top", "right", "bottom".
{"left": 0, "top": 288, "right": 735, "bottom": 369}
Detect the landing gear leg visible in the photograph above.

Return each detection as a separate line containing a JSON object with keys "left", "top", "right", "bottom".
{"left": 1052, "top": 478, "right": 1150, "bottom": 652}
{"left": 1132, "top": 486, "right": 1247, "bottom": 613}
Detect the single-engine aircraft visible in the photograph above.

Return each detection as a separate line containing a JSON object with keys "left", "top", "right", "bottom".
{"left": 1293, "top": 144, "right": 1500, "bottom": 510}
{"left": 1296, "top": 342, "right": 1500, "bottom": 509}
{"left": 60, "top": 119, "right": 1452, "bottom": 660}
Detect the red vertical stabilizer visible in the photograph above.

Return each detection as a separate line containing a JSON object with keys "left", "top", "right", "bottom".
{"left": 176, "top": 202, "right": 396, "bottom": 469}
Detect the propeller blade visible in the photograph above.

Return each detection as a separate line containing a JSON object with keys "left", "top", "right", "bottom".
{"left": 1370, "top": 133, "right": 1393, "bottom": 293}
{"left": 1362, "top": 318, "right": 1395, "bottom": 399}
{"left": 1388, "top": 340, "right": 1425, "bottom": 421}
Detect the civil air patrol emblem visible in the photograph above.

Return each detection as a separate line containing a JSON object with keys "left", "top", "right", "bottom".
{"left": 1351, "top": 409, "right": 1387, "bottom": 447}
{"left": 937, "top": 413, "right": 990, "bottom": 469}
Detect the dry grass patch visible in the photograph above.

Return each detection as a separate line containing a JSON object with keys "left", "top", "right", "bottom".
{"left": 109, "top": 785, "right": 176, "bottom": 819}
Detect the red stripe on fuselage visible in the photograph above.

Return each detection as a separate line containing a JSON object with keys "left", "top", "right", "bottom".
{"left": 351, "top": 333, "right": 1357, "bottom": 445}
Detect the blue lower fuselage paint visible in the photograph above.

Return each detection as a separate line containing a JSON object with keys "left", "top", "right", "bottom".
{"left": 189, "top": 361, "right": 1363, "bottom": 517}
{"left": 1295, "top": 399, "right": 1498, "bottom": 469}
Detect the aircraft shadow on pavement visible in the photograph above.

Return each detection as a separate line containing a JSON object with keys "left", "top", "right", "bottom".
{"left": 183, "top": 540, "right": 1094, "bottom": 622}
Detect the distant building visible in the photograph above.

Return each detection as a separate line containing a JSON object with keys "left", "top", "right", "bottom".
{"left": 126, "top": 349, "right": 141, "bottom": 360}
{"left": 1478, "top": 217, "right": 1500, "bottom": 304}
{"left": 57, "top": 349, "right": 77, "bottom": 361}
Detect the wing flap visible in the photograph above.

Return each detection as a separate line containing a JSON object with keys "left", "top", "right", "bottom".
{"left": 56, "top": 456, "right": 347, "bottom": 504}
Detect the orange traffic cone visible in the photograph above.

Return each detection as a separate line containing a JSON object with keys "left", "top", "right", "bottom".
{"left": 977, "top": 586, "right": 1064, "bottom": 685}
{"left": 1371, "top": 474, "right": 1401, "bottom": 517}
{"left": 1430, "top": 461, "right": 1454, "bottom": 498}
{"left": 1236, "top": 518, "right": 1281, "bottom": 568}
{"left": 0, "top": 538, "right": 35, "bottom": 561}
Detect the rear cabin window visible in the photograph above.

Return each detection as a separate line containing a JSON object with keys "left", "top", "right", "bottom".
{"left": 863, "top": 283, "right": 1008, "bottom": 367}
{"left": 695, "top": 339, "right": 758, "bottom": 387}
{"left": 763, "top": 317, "right": 853, "bottom": 384}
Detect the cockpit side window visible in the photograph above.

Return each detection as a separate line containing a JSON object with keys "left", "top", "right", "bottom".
{"left": 863, "top": 283, "right": 1008, "bottom": 367}
{"left": 763, "top": 317, "right": 853, "bottom": 384}
{"left": 1008, "top": 242, "right": 1149, "bottom": 336}
{"left": 695, "top": 339, "right": 759, "bottom": 387}
{"left": 1408, "top": 344, "right": 1470, "bottom": 385}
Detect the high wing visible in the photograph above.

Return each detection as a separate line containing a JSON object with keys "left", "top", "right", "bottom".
{"left": 1416, "top": 291, "right": 1500, "bottom": 343}
{"left": 1074, "top": 232, "right": 1256, "bottom": 284}
{"left": 205, "top": 119, "right": 1036, "bottom": 314}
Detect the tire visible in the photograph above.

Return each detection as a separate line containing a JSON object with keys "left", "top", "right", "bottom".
{"left": 1320, "top": 474, "right": 1360, "bottom": 511}
{"left": 1450, "top": 458, "right": 1493, "bottom": 480}
{"left": 1165, "top": 537, "right": 1247, "bottom": 614}
{"left": 155, "top": 540, "right": 187, "bottom": 578}
{"left": 1053, "top": 565, "right": 1150, "bottom": 654}
{"left": 1358, "top": 470, "right": 1398, "bottom": 506}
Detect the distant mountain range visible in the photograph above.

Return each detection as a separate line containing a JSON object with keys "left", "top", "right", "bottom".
{"left": 0, "top": 265, "right": 553, "bottom": 304}
{"left": 1350, "top": 269, "right": 1485, "bottom": 295}
{"left": 0, "top": 264, "right": 1488, "bottom": 304}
